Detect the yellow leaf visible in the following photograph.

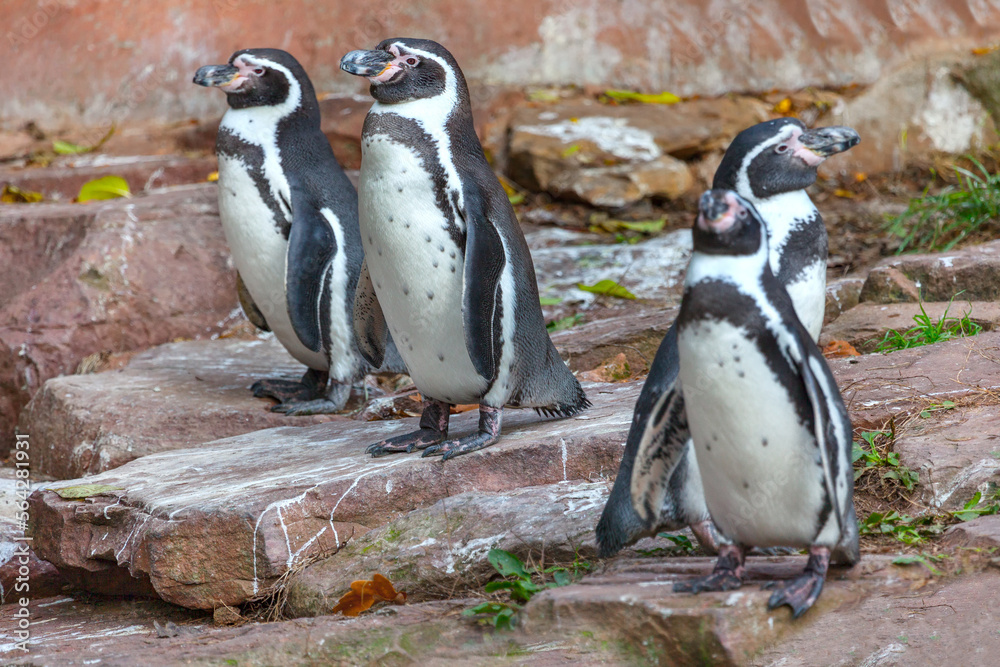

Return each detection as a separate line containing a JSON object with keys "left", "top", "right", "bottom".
{"left": 78, "top": 175, "right": 131, "bottom": 203}
{"left": 833, "top": 189, "right": 855, "bottom": 199}
{"left": 854, "top": 172, "right": 868, "bottom": 183}
{"left": 972, "top": 44, "right": 999, "bottom": 55}
{"left": 207, "top": 171, "right": 219, "bottom": 182}
{"left": 51, "top": 484, "right": 123, "bottom": 499}
{"left": 1, "top": 184, "right": 43, "bottom": 203}
{"left": 774, "top": 98, "right": 793, "bottom": 114}
{"left": 602, "top": 89, "right": 680, "bottom": 105}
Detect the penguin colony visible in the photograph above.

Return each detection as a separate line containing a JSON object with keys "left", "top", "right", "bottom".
{"left": 194, "top": 39, "right": 860, "bottom": 616}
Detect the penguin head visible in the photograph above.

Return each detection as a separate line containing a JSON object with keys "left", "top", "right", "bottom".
{"left": 193, "top": 48, "right": 318, "bottom": 115}
{"left": 340, "top": 38, "right": 468, "bottom": 107}
{"left": 713, "top": 118, "right": 860, "bottom": 200}
{"left": 693, "top": 189, "right": 766, "bottom": 258}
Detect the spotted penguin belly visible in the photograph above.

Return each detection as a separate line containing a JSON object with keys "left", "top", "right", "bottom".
{"left": 678, "top": 320, "right": 830, "bottom": 548}
{"left": 217, "top": 154, "right": 328, "bottom": 371}
{"left": 358, "top": 133, "right": 487, "bottom": 405}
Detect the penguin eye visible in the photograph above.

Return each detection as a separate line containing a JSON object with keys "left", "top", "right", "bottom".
{"left": 404, "top": 57, "right": 419, "bottom": 66}
{"left": 775, "top": 143, "right": 790, "bottom": 154}
{"left": 253, "top": 68, "right": 265, "bottom": 76}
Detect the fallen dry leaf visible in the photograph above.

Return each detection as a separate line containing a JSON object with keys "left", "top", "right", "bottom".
{"left": 580, "top": 352, "right": 632, "bottom": 383}
{"left": 823, "top": 340, "right": 861, "bottom": 358}
{"left": 332, "top": 574, "right": 406, "bottom": 617}
{"left": 774, "top": 97, "right": 793, "bottom": 114}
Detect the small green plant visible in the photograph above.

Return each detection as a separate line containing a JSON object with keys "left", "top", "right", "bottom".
{"left": 464, "top": 549, "right": 589, "bottom": 629}
{"left": 920, "top": 400, "right": 956, "bottom": 418}
{"left": 887, "top": 157, "right": 1000, "bottom": 253}
{"left": 892, "top": 552, "right": 949, "bottom": 576}
{"left": 859, "top": 490, "right": 998, "bottom": 545}
{"left": 546, "top": 313, "right": 584, "bottom": 332}
{"left": 951, "top": 490, "right": 1000, "bottom": 521}
{"left": 875, "top": 298, "right": 982, "bottom": 353}
{"left": 852, "top": 430, "right": 919, "bottom": 490}
{"left": 859, "top": 510, "right": 944, "bottom": 544}
{"left": 635, "top": 532, "right": 697, "bottom": 557}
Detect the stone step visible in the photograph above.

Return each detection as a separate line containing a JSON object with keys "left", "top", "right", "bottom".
{"left": 20, "top": 338, "right": 345, "bottom": 480}
{"left": 26, "top": 381, "right": 638, "bottom": 609}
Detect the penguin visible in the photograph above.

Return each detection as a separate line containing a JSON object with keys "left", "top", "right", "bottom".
{"left": 339, "top": 38, "right": 589, "bottom": 460}
{"left": 596, "top": 119, "right": 859, "bottom": 557}
{"left": 194, "top": 48, "right": 403, "bottom": 415}
{"left": 643, "top": 189, "right": 858, "bottom": 617}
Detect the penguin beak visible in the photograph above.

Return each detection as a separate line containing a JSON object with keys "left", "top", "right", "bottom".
{"left": 697, "top": 190, "right": 738, "bottom": 233}
{"left": 340, "top": 50, "right": 396, "bottom": 79}
{"left": 193, "top": 64, "right": 242, "bottom": 89}
{"left": 797, "top": 126, "right": 861, "bottom": 160}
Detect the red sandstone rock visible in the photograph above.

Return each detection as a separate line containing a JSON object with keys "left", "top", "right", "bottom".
{"left": 26, "top": 381, "right": 638, "bottom": 609}
{"left": 18, "top": 339, "right": 345, "bottom": 480}
{"left": 0, "top": 184, "right": 237, "bottom": 455}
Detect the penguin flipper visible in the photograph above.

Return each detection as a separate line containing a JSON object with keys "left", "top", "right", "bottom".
{"left": 597, "top": 323, "right": 681, "bottom": 556}
{"left": 630, "top": 378, "right": 692, "bottom": 530}
{"left": 236, "top": 271, "right": 270, "bottom": 332}
{"left": 285, "top": 175, "right": 336, "bottom": 355}
{"left": 459, "top": 183, "right": 505, "bottom": 382}
{"left": 353, "top": 259, "right": 388, "bottom": 369}
{"left": 789, "top": 333, "right": 857, "bottom": 558}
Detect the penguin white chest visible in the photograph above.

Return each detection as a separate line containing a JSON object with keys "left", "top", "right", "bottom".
{"left": 677, "top": 320, "right": 828, "bottom": 548}
{"left": 359, "top": 133, "right": 487, "bottom": 404}
{"left": 216, "top": 153, "right": 328, "bottom": 371}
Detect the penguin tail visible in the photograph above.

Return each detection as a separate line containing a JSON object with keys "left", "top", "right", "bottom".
{"left": 532, "top": 380, "right": 590, "bottom": 419}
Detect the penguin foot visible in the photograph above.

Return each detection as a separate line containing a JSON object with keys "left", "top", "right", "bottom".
{"left": 252, "top": 368, "right": 330, "bottom": 405}
{"left": 366, "top": 399, "right": 451, "bottom": 458}
{"left": 674, "top": 544, "right": 746, "bottom": 594}
{"left": 422, "top": 404, "right": 503, "bottom": 461}
{"left": 766, "top": 546, "right": 830, "bottom": 619}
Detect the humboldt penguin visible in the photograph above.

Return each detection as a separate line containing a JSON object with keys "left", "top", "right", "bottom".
{"left": 340, "top": 38, "right": 588, "bottom": 460}
{"left": 648, "top": 189, "right": 858, "bottom": 617}
{"left": 596, "top": 119, "right": 859, "bottom": 556}
{"left": 194, "top": 48, "right": 403, "bottom": 414}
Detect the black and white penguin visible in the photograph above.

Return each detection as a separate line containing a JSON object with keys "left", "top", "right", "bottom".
{"left": 645, "top": 189, "right": 858, "bottom": 617}
{"left": 339, "top": 38, "right": 589, "bottom": 459}
{"left": 194, "top": 48, "right": 403, "bottom": 414}
{"left": 596, "top": 119, "right": 859, "bottom": 557}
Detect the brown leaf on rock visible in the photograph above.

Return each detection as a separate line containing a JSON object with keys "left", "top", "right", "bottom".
{"left": 823, "top": 340, "right": 861, "bottom": 358}
{"left": 580, "top": 352, "right": 633, "bottom": 383}
{"left": 332, "top": 574, "right": 406, "bottom": 616}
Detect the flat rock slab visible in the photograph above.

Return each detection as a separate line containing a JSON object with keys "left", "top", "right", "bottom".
{"left": 755, "top": 567, "right": 1000, "bottom": 666}
{"left": 829, "top": 331, "right": 1000, "bottom": 428}
{"left": 861, "top": 240, "right": 1000, "bottom": 303}
{"left": 27, "top": 382, "right": 637, "bottom": 609}
{"left": 285, "top": 480, "right": 611, "bottom": 617}
{"left": 530, "top": 230, "right": 692, "bottom": 307}
{"left": 942, "top": 515, "right": 1000, "bottom": 548}
{"left": 820, "top": 301, "right": 1000, "bottom": 352}
{"left": 519, "top": 555, "right": 922, "bottom": 667}
{"left": 20, "top": 338, "right": 344, "bottom": 480}
{"left": 894, "top": 403, "right": 1000, "bottom": 511}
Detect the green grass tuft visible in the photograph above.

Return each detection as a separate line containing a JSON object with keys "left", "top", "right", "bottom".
{"left": 875, "top": 297, "right": 982, "bottom": 353}
{"left": 887, "top": 157, "right": 1000, "bottom": 254}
